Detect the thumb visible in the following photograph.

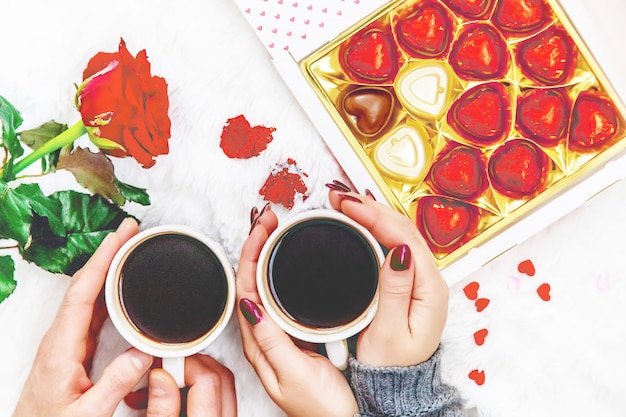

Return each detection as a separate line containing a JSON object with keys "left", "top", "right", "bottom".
{"left": 371, "top": 244, "right": 414, "bottom": 333}
{"left": 146, "top": 368, "right": 182, "bottom": 417}
{"left": 81, "top": 348, "right": 153, "bottom": 416}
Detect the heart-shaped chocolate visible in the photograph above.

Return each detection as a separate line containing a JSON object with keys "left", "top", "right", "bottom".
{"left": 417, "top": 196, "right": 479, "bottom": 252}
{"left": 395, "top": 61, "right": 455, "bottom": 121}
{"left": 373, "top": 124, "right": 432, "bottom": 183}
{"left": 569, "top": 91, "right": 620, "bottom": 152}
{"left": 447, "top": 82, "right": 512, "bottom": 146}
{"left": 440, "top": 0, "right": 495, "bottom": 20}
{"left": 516, "top": 25, "right": 577, "bottom": 86}
{"left": 516, "top": 88, "right": 571, "bottom": 147}
{"left": 394, "top": 1, "right": 454, "bottom": 59}
{"left": 429, "top": 143, "right": 487, "bottom": 201}
{"left": 449, "top": 22, "right": 510, "bottom": 81}
{"left": 339, "top": 22, "right": 399, "bottom": 84}
{"left": 492, "top": 0, "right": 551, "bottom": 38}
{"left": 343, "top": 87, "right": 394, "bottom": 138}
{"left": 488, "top": 139, "right": 549, "bottom": 199}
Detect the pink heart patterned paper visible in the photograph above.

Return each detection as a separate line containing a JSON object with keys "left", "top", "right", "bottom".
{"left": 234, "top": 0, "right": 387, "bottom": 59}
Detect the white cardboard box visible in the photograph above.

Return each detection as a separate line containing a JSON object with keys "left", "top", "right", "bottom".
{"left": 232, "top": 0, "right": 626, "bottom": 285}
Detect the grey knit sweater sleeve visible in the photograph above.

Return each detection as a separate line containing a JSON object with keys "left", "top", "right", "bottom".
{"left": 347, "top": 349, "right": 466, "bottom": 417}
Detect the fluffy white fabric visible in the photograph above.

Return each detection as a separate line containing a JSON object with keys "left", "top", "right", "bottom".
{"left": 1, "top": 0, "right": 625, "bottom": 416}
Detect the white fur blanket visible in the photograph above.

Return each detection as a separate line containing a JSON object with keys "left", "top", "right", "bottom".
{"left": 1, "top": 0, "right": 626, "bottom": 416}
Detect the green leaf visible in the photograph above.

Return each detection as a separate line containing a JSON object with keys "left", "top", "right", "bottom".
{"left": 114, "top": 178, "right": 150, "bottom": 206}
{"left": 0, "top": 182, "right": 65, "bottom": 245}
{"left": 19, "top": 120, "right": 68, "bottom": 151}
{"left": 21, "top": 190, "right": 130, "bottom": 275}
{"left": 0, "top": 255, "right": 17, "bottom": 303}
{"left": 0, "top": 95, "right": 24, "bottom": 160}
{"left": 19, "top": 121, "right": 68, "bottom": 172}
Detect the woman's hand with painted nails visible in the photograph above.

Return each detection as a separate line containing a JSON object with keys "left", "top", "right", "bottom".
{"left": 329, "top": 189, "right": 449, "bottom": 367}
{"left": 236, "top": 205, "right": 358, "bottom": 417}
{"left": 146, "top": 354, "right": 237, "bottom": 417}
{"left": 13, "top": 219, "right": 156, "bottom": 417}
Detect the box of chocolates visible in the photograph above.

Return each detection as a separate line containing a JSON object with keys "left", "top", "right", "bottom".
{"left": 233, "top": 0, "right": 626, "bottom": 284}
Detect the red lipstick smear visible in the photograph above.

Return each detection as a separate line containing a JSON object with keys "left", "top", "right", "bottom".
{"left": 220, "top": 114, "right": 276, "bottom": 159}
{"left": 259, "top": 158, "right": 309, "bottom": 209}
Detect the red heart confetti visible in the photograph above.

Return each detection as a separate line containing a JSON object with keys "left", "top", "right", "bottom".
{"left": 569, "top": 91, "right": 620, "bottom": 152}
{"left": 473, "top": 328, "right": 488, "bottom": 346}
{"left": 339, "top": 22, "right": 400, "bottom": 84}
{"left": 492, "top": 0, "right": 551, "bottom": 38}
{"left": 516, "top": 88, "right": 571, "bottom": 147}
{"left": 416, "top": 196, "right": 479, "bottom": 254}
{"left": 516, "top": 25, "right": 577, "bottom": 86}
{"left": 475, "top": 297, "right": 490, "bottom": 312}
{"left": 220, "top": 115, "right": 276, "bottom": 159}
{"left": 488, "top": 139, "right": 549, "bottom": 199}
{"left": 259, "top": 158, "right": 309, "bottom": 209}
{"left": 517, "top": 259, "right": 536, "bottom": 276}
{"left": 429, "top": 143, "right": 487, "bottom": 201}
{"left": 395, "top": 1, "right": 455, "bottom": 59}
{"left": 449, "top": 22, "right": 510, "bottom": 81}
{"left": 447, "top": 82, "right": 511, "bottom": 146}
{"left": 440, "top": 0, "right": 495, "bottom": 20}
{"left": 537, "top": 283, "right": 551, "bottom": 301}
{"left": 469, "top": 369, "right": 486, "bottom": 385}
{"left": 463, "top": 281, "right": 480, "bottom": 300}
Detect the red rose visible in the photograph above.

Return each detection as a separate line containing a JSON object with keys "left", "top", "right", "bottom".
{"left": 75, "top": 38, "right": 171, "bottom": 168}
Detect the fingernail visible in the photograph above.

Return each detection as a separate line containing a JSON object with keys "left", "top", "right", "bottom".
{"left": 337, "top": 193, "right": 363, "bottom": 204}
{"left": 259, "top": 202, "right": 271, "bottom": 216}
{"left": 325, "top": 179, "right": 351, "bottom": 193}
{"left": 116, "top": 217, "right": 134, "bottom": 233}
{"left": 391, "top": 244, "right": 412, "bottom": 271}
{"left": 364, "top": 189, "right": 376, "bottom": 201}
{"left": 128, "top": 349, "right": 152, "bottom": 371}
{"left": 249, "top": 216, "right": 261, "bottom": 235}
{"left": 240, "top": 298, "right": 263, "bottom": 326}
{"left": 250, "top": 206, "right": 259, "bottom": 224}
{"left": 149, "top": 372, "right": 167, "bottom": 397}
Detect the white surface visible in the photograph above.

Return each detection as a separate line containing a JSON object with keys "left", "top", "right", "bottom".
{"left": 0, "top": 1, "right": 625, "bottom": 416}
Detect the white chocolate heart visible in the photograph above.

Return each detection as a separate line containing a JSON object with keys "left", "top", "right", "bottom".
{"left": 395, "top": 61, "right": 454, "bottom": 120}
{"left": 373, "top": 125, "right": 432, "bottom": 183}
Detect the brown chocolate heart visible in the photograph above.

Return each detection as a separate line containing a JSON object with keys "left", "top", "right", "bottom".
{"left": 416, "top": 196, "right": 479, "bottom": 254}
{"left": 449, "top": 22, "right": 510, "bottom": 81}
{"left": 569, "top": 91, "right": 620, "bottom": 152}
{"left": 343, "top": 87, "right": 394, "bottom": 137}
{"left": 488, "top": 139, "right": 549, "bottom": 199}
{"left": 447, "top": 82, "right": 512, "bottom": 146}
{"left": 429, "top": 143, "right": 487, "bottom": 201}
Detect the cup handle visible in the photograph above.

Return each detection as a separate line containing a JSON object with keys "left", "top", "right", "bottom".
{"left": 325, "top": 340, "right": 349, "bottom": 371}
{"left": 162, "top": 357, "right": 185, "bottom": 388}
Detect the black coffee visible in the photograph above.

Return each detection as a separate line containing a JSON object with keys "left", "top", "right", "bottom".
{"left": 268, "top": 219, "right": 379, "bottom": 329}
{"left": 120, "top": 233, "right": 228, "bottom": 344}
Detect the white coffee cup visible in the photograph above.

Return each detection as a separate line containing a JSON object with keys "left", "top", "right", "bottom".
{"left": 105, "top": 225, "right": 235, "bottom": 388}
{"left": 256, "top": 209, "right": 384, "bottom": 370}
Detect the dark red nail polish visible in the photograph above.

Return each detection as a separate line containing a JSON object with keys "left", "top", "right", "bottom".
{"left": 325, "top": 181, "right": 351, "bottom": 193}
{"left": 240, "top": 298, "right": 263, "bottom": 325}
{"left": 391, "top": 244, "right": 412, "bottom": 271}
{"left": 365, "top": 189, "right": 376, "bottom": 201}
{"left": 250, "top": 206, "right": 259, "bottom": 224}
{"left": 259, "top": 202, "right": 271, "bottom": 216}
{"left": 337, "top": 193, "right": 363, "bottom": 204}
